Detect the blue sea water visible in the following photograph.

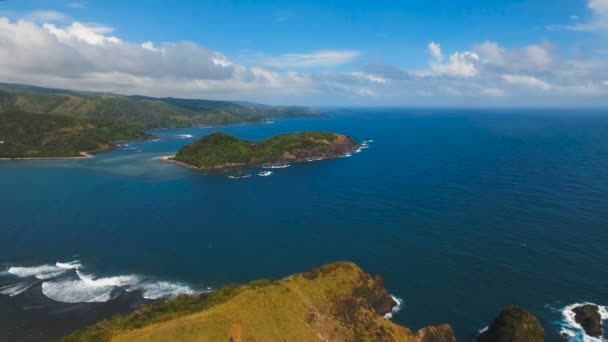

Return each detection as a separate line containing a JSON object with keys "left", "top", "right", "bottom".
{"left": 1, "top": 109, "right": 607, "bottom": 340}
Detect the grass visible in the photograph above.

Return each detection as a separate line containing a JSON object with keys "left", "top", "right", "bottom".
{"left": 62, "top": 262, "right": 417, "bottom": 342}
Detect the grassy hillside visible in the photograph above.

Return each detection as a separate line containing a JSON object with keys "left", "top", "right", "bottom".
{"left": 62, "top": 262, "right": 454, "bottom": 342}
{"left": 173, "top": 131, "right": 359, "bottom": 169}
{"left": 0, "top": 83, "right": 318, "bottom": 129}
{"left": 0, "top": 111, "right": 147, "bottom": 158}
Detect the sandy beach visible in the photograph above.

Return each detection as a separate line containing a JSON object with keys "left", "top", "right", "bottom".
{"left": 0, "top": 152, "right": 94, "bottom": 161}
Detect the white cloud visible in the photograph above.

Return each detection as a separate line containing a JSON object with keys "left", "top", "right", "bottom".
{"left": 67, "top": 2, "right": 87, "bottom": 9}
{"left": 262, "top": 50, "right": 361, "bottom": 68}
{"left": 428, "top": 42, "right": 443, "bottom": 60}
{"left": 347, "top": 72, "right": 387, "bottom": 84}
{"left": 523, "top": 45, "right": 552, "bottom": 69}
{"left": 0, "top": 11, "right": 605, "bottom": 106}
{"left": 548, "top": 0, "right": 608, "bottom": 31}
{"left": 0, "top": 17, "right": 314, "bottom": 100}
{"left": 44, "top": 22, "right": 121, "bottom": 45}
{"left": 429, "top": 49, "right": 480, "bottom": 77}
{"left": 475, "top": 41, "right": 506, "bottom": 66}
{"left": 501, "top": 74, "right": 551, "bottom": 90}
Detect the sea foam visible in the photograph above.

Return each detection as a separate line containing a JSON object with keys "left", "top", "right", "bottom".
{"left": 557, "top": 302, "right": 608, "bottom": 341}
{"left": 2, "top": 260, "right": 198, "bottom": 303}
{"left": 384, "top": 295, "right": 403, "bottom": 319}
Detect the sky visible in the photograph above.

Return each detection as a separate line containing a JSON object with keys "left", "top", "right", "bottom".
{"left": 0, "top": 0, "right": 607, "bottom": 106}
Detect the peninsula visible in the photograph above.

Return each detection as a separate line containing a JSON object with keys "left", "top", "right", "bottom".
{"left": 170, "top": 131, "right": 360, "bottom": 170}
{"left": 63, "top": 262, "right": 455, "bottom": 342}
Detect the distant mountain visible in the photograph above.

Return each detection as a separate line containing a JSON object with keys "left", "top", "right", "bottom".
{"left": 0, "top": 83, "right": 319, "bottom": 129}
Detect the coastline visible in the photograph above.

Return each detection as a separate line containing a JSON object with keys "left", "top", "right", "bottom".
{"left": 0, "top": 152, "right": 94, "bottom": 161}
{"left": 161, "top": 145, "right": 360, "bottom": 172}
{"left": 160, "top": 155, "right": 206, "bottom": 171}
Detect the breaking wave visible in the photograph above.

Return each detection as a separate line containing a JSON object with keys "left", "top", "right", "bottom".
{"left": 384, "top": 295, "right": 403, "bottom": 319}
{"left": 0, "top": 261, "right": 198, "bottom": 303}
{"left": 555, "top": 302, "right": 608, "bottom": 341}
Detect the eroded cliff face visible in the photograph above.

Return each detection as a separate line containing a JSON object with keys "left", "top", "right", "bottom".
{"left": 63, "top": 262, "right": 454, "bottom": 342}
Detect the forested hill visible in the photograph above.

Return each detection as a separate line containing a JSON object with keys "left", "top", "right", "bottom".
{"left": 0, "top": 83, "right": 318, "bottom": 129}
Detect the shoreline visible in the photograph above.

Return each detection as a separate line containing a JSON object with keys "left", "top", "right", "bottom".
{"left": 160, "top": 144, "right": 361, "bottom": 172}
{"left": 160, "top": 156, "right": 206, "bottom": 171}
{"left": 0, "top": 152, "right": 94, "bottom": 161}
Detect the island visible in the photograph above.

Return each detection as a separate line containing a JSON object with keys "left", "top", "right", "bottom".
{"left": 169, "top": 131, "right": 360, "bottom": 170}
{"left": 63, "top": 262, "right": 455, "bottom": 342}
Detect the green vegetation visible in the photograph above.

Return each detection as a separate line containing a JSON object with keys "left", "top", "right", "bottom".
{"left": 173, "top": 131, "right": 358, "bottom": 169}
{"left": 63, "top": 262, "right": 450, "bottom": 342}
{"left": 0, "top": 83, "right": 321, "bottom": 158}
{"left": 0, "top": 83, "right": 319, "bottom": 129}
{"left": 477, "top": 306, "right": 545, "bottom": 342}
{"left": 0, "top": 111, "right": 147, "bottom": 158}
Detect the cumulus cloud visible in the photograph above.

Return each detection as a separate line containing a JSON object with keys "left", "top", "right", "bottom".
{"left": 0, "top": 17, "right": 315, "bottom": 100}
{"left": 428, "top": 49, "right": 480, "bottom": 77}
{"left": 0, "top": 11, "right": 606, "bottom": 106}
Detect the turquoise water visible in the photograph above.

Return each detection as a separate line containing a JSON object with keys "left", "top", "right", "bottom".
{"left": 1, "top": 109, "right": 607, "bottom": 340}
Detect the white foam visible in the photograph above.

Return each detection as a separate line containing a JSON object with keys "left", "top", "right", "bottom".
{"left": 559, "top": 302, "right": 608, "bottom": 341}
{"left": 478, "top": 326, "right": 489, "bottom": 334}
{"left": 138, "top": 281, "right": 198, "bottom": 300}
{"left": 384, "top": 295, "right": 403, "bottom": 319}
{"left": 56, "top": 261, "right": 82, "bottom": 269}
{"left": 262, "top": 164, "right": 290, "bottom": 169}
{"left": 228, "top": 174, "right": 251, "bottom": 179}
{"left": 341, "top": 153, "right": 353, "bottom": 158}
{"left": 4, "top": 260, "right": 198, "bottom": 304}
{"left": 0, "top": 280, "right": 38, "bottom": 297}
{"left": 42, "top": 278, "right": 116, "bottom": 303}
{"left": 8, "top": 264, "right": 68, "bottom": 280}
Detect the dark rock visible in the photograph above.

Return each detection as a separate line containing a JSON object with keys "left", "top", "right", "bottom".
{"left": 477, "top": 306, "right": 544, "bottom": 342}
{"left": 414, "top": 324, "right": 456, "bottom": 342}
{"left": 573, "top": 304, "right": 603, "bottom": 338}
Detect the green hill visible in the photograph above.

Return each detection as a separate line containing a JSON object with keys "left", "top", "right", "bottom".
{"left": 0, "top": 111, "right": 147, "bottom": 158}
{"left": 0, "top": 83, "right": 318, "bottom": 129}
{"left": 62, "top": 262, "right": 455, "bottom": 342}
{"left": 172, "top": 131, "right": 360, "bottom": 169}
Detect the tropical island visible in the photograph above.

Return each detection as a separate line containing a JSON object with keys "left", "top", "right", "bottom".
{"left": 169, "top": 131, "right": 360, "bottom": 170}
{"left": 0, "top": 83, "right": 319, "bottom": 158}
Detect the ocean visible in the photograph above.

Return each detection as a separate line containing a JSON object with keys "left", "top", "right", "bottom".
{"left": 1, "top": 109, "right": 607, "bottom": 341}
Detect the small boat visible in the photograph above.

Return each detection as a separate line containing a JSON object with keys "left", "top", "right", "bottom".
{"left": 258, "top": 171, "right": 273, "bottom": 177}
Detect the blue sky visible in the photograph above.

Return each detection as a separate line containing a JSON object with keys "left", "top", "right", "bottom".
{"left": 0, "top": 0, "right": 607, "bottom": 106}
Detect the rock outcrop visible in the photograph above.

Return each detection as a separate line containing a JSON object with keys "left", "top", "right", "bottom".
{"left": 477, "top": 306, "right": 544, "bottom": 342}
{"left": 572, "top": 304, "right": 603, "bottom": 338}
